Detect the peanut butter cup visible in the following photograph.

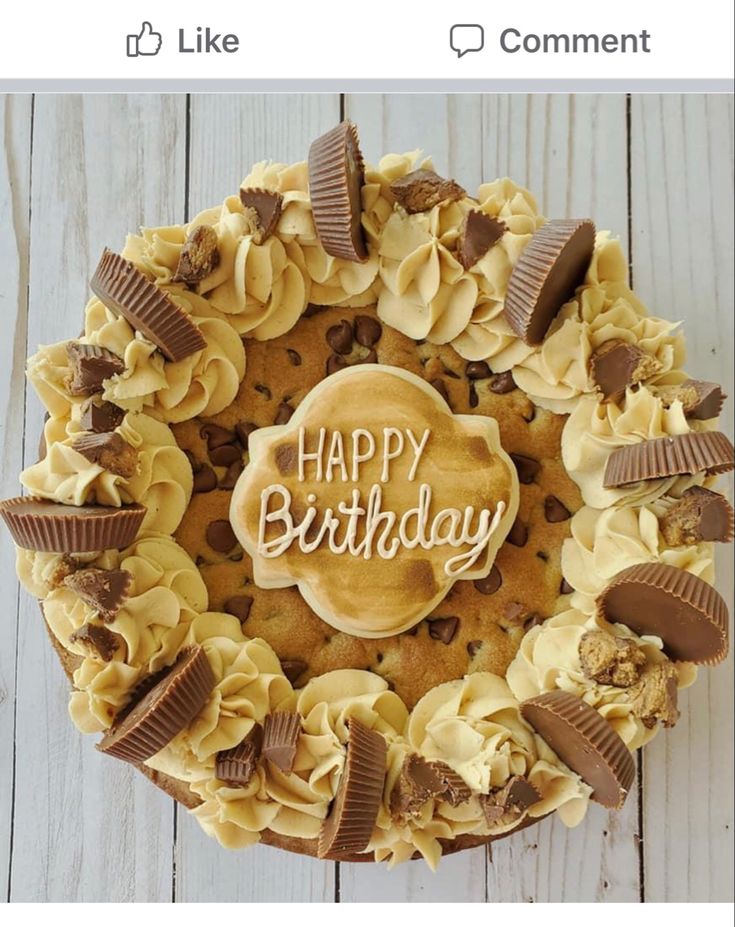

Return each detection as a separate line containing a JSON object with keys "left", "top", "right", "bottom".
{"left": 0, "top": 497, "right": 146, "bottom": 552}
{"left": 64, "top": 567, "right": 133, "bottom": 622}
{"left": 239, "top": 188, "right": 284, "bottom": 244}
{"left": 603, "top": 432, "right": 735, "bottom": 488}
{"left": 308, "top": 121, "right": 368, "bottom": 262}
{"left": 318, "top": 718, "right": 387, "bottom": 858}
{"left": 505, "top": 219, "right": 596, "bottom": 345}
{"left": 216, "top": 723, "right": 264, "bottom": 787}
{"left": 91, "top": 249, "right": 206, "bottom": 362}
{"left": 521, "top": 691, "right": 635, "bottom": 809}
{"left": 98, "top": 646, "right": 215, "bottom": 763}
{"left": 659, "top": 486, "right": 734, "bottom": 546}
{"left": 597, "top": 562, "right": 729, "bottom": 665}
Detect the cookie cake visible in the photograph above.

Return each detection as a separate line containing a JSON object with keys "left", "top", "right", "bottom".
{"left": 1, "top": 120, "right": 732, "bottom": 869}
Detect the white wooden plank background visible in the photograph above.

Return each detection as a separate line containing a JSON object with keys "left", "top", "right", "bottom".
{"left": 0, "top": 92, "right": 731, "bottom": 903}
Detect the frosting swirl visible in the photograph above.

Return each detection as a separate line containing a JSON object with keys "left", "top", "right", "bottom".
{"left": 21, "top": 411, "right": 193, "bottom": 534}
{"left": 506, "top": 610, "right": 697, "bottom": 750}
{"left": 562, "top": 503, "right": 715, "bottom": 615}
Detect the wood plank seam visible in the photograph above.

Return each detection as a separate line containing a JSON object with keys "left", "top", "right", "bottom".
{"left": 5, "top": 92, "right": 34, "bottom": 904}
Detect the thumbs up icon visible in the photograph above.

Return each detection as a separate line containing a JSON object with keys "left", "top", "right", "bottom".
{"left": 127, "top": 22, "right": 162, "bottom": 57}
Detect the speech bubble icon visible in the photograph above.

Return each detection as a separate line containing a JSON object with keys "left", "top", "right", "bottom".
{"left": 450, "top": 23, "right": 485, "bottom": 58}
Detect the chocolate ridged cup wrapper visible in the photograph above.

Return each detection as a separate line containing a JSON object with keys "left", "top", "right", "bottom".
{"left": 308, "top": 121, "right": 368, "bottom": 263}
{"left": 597, "top": 562, "right": 729, "bottom": 665}
{"left": 216, "top": 723, "right": 264, "bottom": 787}
{"left": 318, "top": 718, "right": 387, "bottom": 858}
{"left": 90, "top": 249, "right": 206, "bottom": 362}
{"left": 262, "top": 711, "right": 301, "bottom": 774}
{"left": 603, "top": 431, "right": 735, "bottom": 488}
{"left": 98, "top": 646, "right": 215, "bottom": 763}
{"left": 521, "top": 691, "right": 635, "bottom": 809}
{"left": 505, "top": 218, "right": 596, "bottom": 345}
{"left": 0, "top": 497, "right": 146, "bottom": 552}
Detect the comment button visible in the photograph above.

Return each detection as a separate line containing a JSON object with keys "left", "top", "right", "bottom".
{"left": 449, "top": 24, "right": 485, "bottom": 58}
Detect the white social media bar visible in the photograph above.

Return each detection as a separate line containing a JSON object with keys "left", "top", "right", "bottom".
{"left": 0, "top": 0, "right": 732, "bottom": 82}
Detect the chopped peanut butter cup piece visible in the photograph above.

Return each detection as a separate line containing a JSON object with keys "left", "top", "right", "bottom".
{"left": 79, "top": 398, "right": 125, "bottom": 434}
{"left": 262, "top": 711, "right": 301, "bottom": 774}
{"left": 505, "top": 219, "right": 596, "bottom": 345}
{"left": 0, "top": 497, "right": 146, "bottom": 552}
{"left": 579, "top": 630, "right": 646, "bottom": 688}
{"left": 72, "top": 432, "right": 138, "bottom": 478}
{"left": 603, "top": 432, "right": 735, "bottom": 488}
{"left": 630, "top": 663, "right": 679, "bottom": 730}
{"left": 173, "top": 225, "right": 220, "bottom": 284}
{"left": 654, "top": 379, "right": 726, "bottom": 420}
{"left": 318, "top": 718, "right": 387, "bottom": 858}
{"left": 98, "top": 646, "right": 215, "bottom": 763}
{"left": 64, "top": 567, "right": 133, "bottom": 622}
{"left": 521, "top": 691, "right": 635, "bottom": 809}
{"left": 597, "top": 562, "right": 729, "bottom": 665}
{"left": 480, "top": 775, "right": 540, "bottom": 826}
{"left": 456, "top": 210, "right": 505, "bottom": 270}
{"left": 66, "top": 342, "right": 125, "bottom": 396}
{"left": 69, "top": 622, "right": 120, "bottom": 662}
{"left": 390, "top": 755, "right": 471, "bottom": 819}
{"left": 239, "top": 188, "right": 284, "bottom": 245}
{"left": 390, "top": 169, "right": 466, "bottom": 215}
{"left": 308, "top": 121, "right": 368, "bottom": 262}
{"left": 216, "top": 723, "right": 264, "bottom": 787}
{"left": 590, "top": 339, "right": 662, "bottom": 402}
{"left": 280, "top": 659, "right": 308, "bottom": 685}
{"left": 659, "top": 486, "right": 734, "bottom": 546}
{"left": 91, "top": 249, "right": 206, "bottom": 362}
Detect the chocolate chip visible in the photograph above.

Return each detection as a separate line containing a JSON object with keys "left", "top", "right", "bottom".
{"left": 326, "top": 354, "right": 348, "bottom": 376}
{"left": 510, "top": 453, "right": 541, "bottom": 484}
{"left": 274, "top": 402, "right": 294, "bottom": 425}
{"left": 560, "top": 578, "right": 574, "bottom": 595}
{"left": 506, "top": 517, "right": 528, "bottom": 547}
{"left": 281, "top": 659, "right": 308, "bottom": 685}
{"left": 210, "top": 444, "right": 242, "bottom": 467}
{"left": 473, "top": 564, "right": 502, "bottom": 595}
{"left": 427, "top": 616, "right": 459, "bottom": 644}
{"left": 286, "top": 348, "right": 302, "bottom": 367}
{"left": 224, "top": 595, "right": 253, "bottom": 623}
{"left": 304, "top": 303, "right": 329, "bottom": 318}
{"left": 544, "top": 495, "right": 571, "bottom": 523}
{"left": 466, "top": 361, "right": 492, "bottom": 380}
{"left": 490, "top": 371, "right": 516, "bottom": 394}
{"left": 503, "top": 602, "right": 528, "bottom": 626}
{"left": 358, "top": 348, "right": 379, "bottom": 365}
{"left": 235, "top": 421, "right": 258, "bottom": 449}
{"left": 430, "top": 378, "right": 449, "bottom": 404}
{"left": 326, "top": 319, "right": 354, "bottom": 355}
{"left": 220, "top": 460, "right": 244, "bottom": 490}
{"left": 467, "top": 640, "right": 483, "bottom": 657}
{"left": 201, "top": 424, "right": 236, "bottom": 450}
{"left": 524, "top": 613, "right": 546, "bottom": 632}
{"left": 207, "top": 520, "right": 238, "bottom": 553}
{"left": 193, "top": 464, "right": 218, "bottom": 493}
{"left": 468, "top": 382, "right": 479, "bottom": 408}
{"left": 254, "top": 383, "right": 272, "bottom": 401}
{"left": 353, "top": 315, "right": 382, "bottom": 347}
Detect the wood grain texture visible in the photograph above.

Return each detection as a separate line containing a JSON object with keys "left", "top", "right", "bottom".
{"left": 9, "top": 95, "right": 186, "bottom": 902}
{"left": 173, "top": 93, "right": 341, "bottom": 903}
{"left": 0, "top": 93, "right": 32, "bottom": 902}
{"left": 630, "top": 94, "right": 734, "bottom": 904}
{"left": 0, "top": 92, "right": 731, "bottom": 902}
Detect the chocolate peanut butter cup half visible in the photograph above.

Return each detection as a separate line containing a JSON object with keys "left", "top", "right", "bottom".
{"left": 654, "top": 379, "right": 727, "bottom": 421}
{"left": 603, "top": 431, "right": 735, "bottom": 488}
{"left": 505, "top": 218, "right": 596, "bottom": 345}
{"left": 239, "top": 188, "right": 284, "bottom": 245}
{"left": 64, "top": 567, "right": 133, "bottom": 622}
{"left": 98, "top": 646, "right": 215, "bottom": 763}
{"left": 308, "top": 121, "right": 368, "bottom": 263}
{"left": 456, "top": 210, "right": 505, "bottom": 270}
{"left": 318, "top": 718, "right": 387, "bottom": 858}
{"left": 91, "top": 249, "right": 206, "bottom": 362}
{"left": 262, "top": 711, "right": 301, "bottom": 774}
{"left": 0, "top": 497, "right": 146, "bottom": 552}
{"left": 521, "top": 691, "right": 635, "bottom": 809}
{"left": 659, "top": 486, "right": 734, "bottom": 546}
{"left": 216, "top": 723, "right": 264, "bottom": 787}
{"left": 66, "top": 342, "right": 125, "bottom": 396}
{"left": 590, "top": 339, "right": 662, "bottom": 403}
{"left": 597, "top": 562, "right": 729, "bottom": 665}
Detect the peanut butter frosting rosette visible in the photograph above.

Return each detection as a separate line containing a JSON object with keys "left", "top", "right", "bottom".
{"left": 1, "top": 119, "right": 731, "bottom": 871}
{"left": 22, "top": 411, "right": 193, "bottom": 534}
{"left": 507, "top": 611, "right": 697, "bottom": 751}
